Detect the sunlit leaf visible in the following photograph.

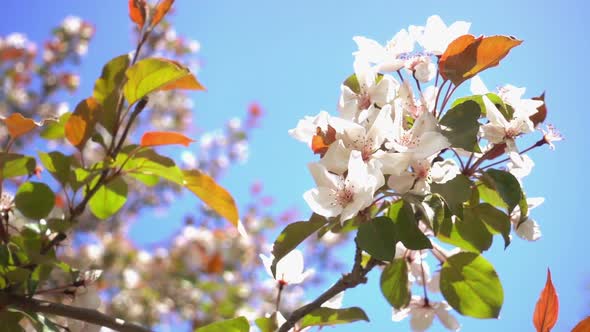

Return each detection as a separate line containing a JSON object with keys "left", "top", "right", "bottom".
{"left": 440, "top": 252, "right": 503, "bottom": 318}
{"left": 0, "top": 153, "right": 36, "bottom": 178}
{"left": 195, "top": 316, "right": 249, "bottom": 332}
{"left": 38, "top": 151, "right": 73, "bottom": 185}
{"left": 15, "top": 182, "right": 55, "bottom": 220}
{"left": 380, "top": 259, "right": 410, "bottom": 309}
{"left": 2, "top": 113, "right": 39, "bottom": 138}
{"left": 438, "top": 207, "right": 493, "bottom": 253}
{"left": 440, "top": 35, "right": 522, "bottom": 86}
{"left": 572, "top": 316, "right": 590, "bottom": 332}
{"left": 124, "top": 58, "right": 204, "bottom": 105}
{"left": 118, "top": 147, "right": 184, "bottom": 185}
{"left": 140, "top": 131, "right": 194, "bottom": 147}
{"left": 182, "top": 169, "right": 239, "bottom": 227}
{"left": 40, "top": 113, "right": 70, "bottom": 140}
{"left": 299, "top": 307, "right": 369, "bottom": 328}
{"left": 255, "top": 314, "right": 278, "bottom": 332}
{"left": 271, "top": 214, "right": 327, "bottom": 277}
{"left": 93, "top": 54, "right": 130, "bottom": 133}
{"left": 65, "top": 97, "right": 102, "bottom": 150}
{"left": 128, "top": 0, "right": 146, "bottom": 31}
{"left": 88, "top": 176, "right": 128, "bottom": 220}
{"left": 533, "top": 269, "right": 559, "bottom": 332}
{"left": 152, "top": 0, "right": 174, "bottom": 27}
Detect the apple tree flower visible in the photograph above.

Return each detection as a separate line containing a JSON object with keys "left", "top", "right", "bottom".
{"left": 304, "top": 150, "right": 383, "bottom": 222}
{"left": 392, "top": 296, "right": 460, "bottom": 332}
{"left": 409, "top": 15, "right": 471, "bottom": 55}
{"left": 511, "top": 197, "right": 544, "bottom": 241}
{"left": 260, "top": 249, "right": 314, "bottom": 286}
{"left": 353, "top": 30, "right": 414, "bottom": 72}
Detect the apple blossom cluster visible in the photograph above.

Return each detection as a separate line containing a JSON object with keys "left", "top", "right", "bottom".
{"left": 283, "top": 15, "right": 561, "bottom": 332}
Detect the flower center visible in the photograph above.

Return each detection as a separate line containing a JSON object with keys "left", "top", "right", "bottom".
{"left": 358, "top": 92, "right": 372, "bottom": 110}
{"left": 335, "top": 184, "right": 355, "bottom": 206}
{"left": 396, "top": 132, "right": 418, "bottom": 148}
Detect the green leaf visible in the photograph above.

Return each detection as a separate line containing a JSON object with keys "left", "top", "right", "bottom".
{"left": 15, "top": 182, "right": 55, "bottom": 220}
{"left": 194, "top": 316, "right": 249, "bottom": 332}
{"left": 474, "top": 203, "right": 511, "bottom": 248}
{"left": 40, "top": 113, "right": 70, "bottom": 140}
{"left": 255, "top": 314, "right": 278, "bottom": 332}
{"left": 437, "top": 207, "right": 493, "bottom": 253}
{"left": 387, "top": 201, "right": 431, "bottom": 250}
{"left": 431, "top": 175, "right": 473, "bottom": 216}
{"left": 88, "top": 176, "right": 128, "bottom": 219}
{"left": 0, "top": 153, "right": 36, "bottom": 178}
{"left": 38, "top": 151, "right": 72, "bottom": 185}
{"left": 451, "top": 93, "right": 512, "bottom": 119}
{"left": 380, "top": 259, "right": 411, "bottom": 309}
{"left": 118, "top": 147, "right": 183, "bottom": 185}
{"left": 182, "top": 169, "right": 239, "bottom": 227}
{"left": 94, "top": 54, "right": 130, "bottom": 104}
{"left": 93, "top": 54, "right": 130, "bottom": 133}
{"left": 124, "top": 58, "right": 204, "bottom": 105}
{"left": 357, "top": 216, "right": 397, "bottom": 261}
{"left": 0, "top": 309, "right": 25, "bottom": 332}
{"left": 271, "top": 214, "right": 327, "bottom": 276}
{"left": 440, "top": 99, "right": 481, "bottom": 152}
{"left": 440, "top": 252, "right": 503, "bottom": 318}
{"left": 482, "top": 169, "right": 522, "bottom": 213}
{"left": 299, "top": 307, "right": 369, "bottom": 328}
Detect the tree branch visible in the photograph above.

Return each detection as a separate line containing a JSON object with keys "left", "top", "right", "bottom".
{"left": 277, "top": 243, "right": 379, "bottom": 332}
{"left": 0, "top": 293, "right": 152, "bottom": 332}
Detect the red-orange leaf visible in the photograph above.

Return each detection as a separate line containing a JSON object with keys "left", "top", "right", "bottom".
{"left": 128, "top": 0, "right": 146, "bottom": 31}
{"left": 140, "top": 131, "right": 194, "bottom": 147}
{"left": 2, "top": 113, "right": 39, "bottom": 138}
{"left": 530, "top": 92, "right": 547, "bottom": 127}
{"left": 311, "top": 125, "right": 336, "bottom": 156}
{"left": 65, "top": 97, "right": 102, "bottom": 150}
{"left": 533, "top": 269, "right": 559, "bottom": 332}
{"left": 152, "top": 0, "right": 174, "bottom": 27}
{"left": 439, "top": 34, "right": 522, "bottom": 86}
{"left": 572, "top": 316, "right": 590, "bottom": 332}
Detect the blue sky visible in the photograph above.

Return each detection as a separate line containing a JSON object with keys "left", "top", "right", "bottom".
{"left": 2, "top": 0, "right": 589, "bottom": 331}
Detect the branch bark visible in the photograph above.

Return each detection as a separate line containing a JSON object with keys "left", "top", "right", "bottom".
{"left": 0, "top": 293, "right": 153, "bottom": 332}
{"left": 277, "top": 243, "right": 379, "bottom": 332}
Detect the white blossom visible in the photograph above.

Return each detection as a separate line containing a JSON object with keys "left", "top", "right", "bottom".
{"left": 409, "top": 15, "right": 471, "bottom": 55}
{"left": 260, "top": 249, "right": 314, "bottom": 285}
{"left": 392, "top": 296, "right": 460, "bottom": 332}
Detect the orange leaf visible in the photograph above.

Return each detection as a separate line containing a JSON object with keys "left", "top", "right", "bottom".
{"left": 205, "top": 252, "right": 224, "bottom": 274}
{"left": 533, "top": 269, "right": 559, "bottom": 332}
{"left": 128, "top": 0, "right": 146, "bottom": 31}
{"left": 572, "top": 316, "right": 590, "bottom": 332}
{"left": 530, "top": 92, "right": 547, "bottom": 127}
{"left": 311, "top": 125, "right": 336, "bottom": 156}
{"left": 439, "top": 34, "right": 522, "bottom": 86}
{"left": 2, "top": 113, "right": 39, "bottom": 138}
{"left": 160, "top": 73, "right": 205, "bottom": 91}
{"left": 182, "top": 169, "right": 239, "bottom": 227}
{"left": 152, "top": 0, "right": 175, "bottom": 27}
{"left": 140, "top": 131, "right": 194, "bottom": 147}
{"left": 64, "top": 97, "right": 102, "bottom": 150}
